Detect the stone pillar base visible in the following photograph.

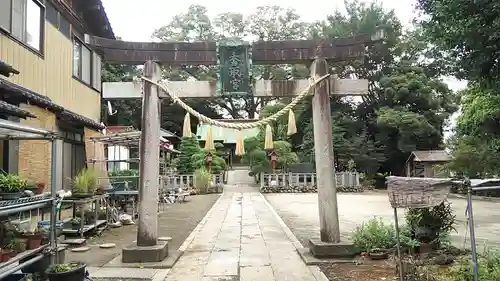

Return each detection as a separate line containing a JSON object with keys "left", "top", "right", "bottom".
{"left": 122, "top": 241, "right": 168, "bottom": 263}
{"left": 308, "top": 238, "right": 359, "bottom": 258}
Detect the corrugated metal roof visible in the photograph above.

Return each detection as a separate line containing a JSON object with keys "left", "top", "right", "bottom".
{"left": 196, "top": 124, "right": 259, "bottom": 144}
{"left": 411, "top": 150, "right": 451, "bottom": 162}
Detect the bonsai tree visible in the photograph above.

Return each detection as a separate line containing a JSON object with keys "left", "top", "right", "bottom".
{"left": 176, "top": 137, "right": 202, "bottom": 174}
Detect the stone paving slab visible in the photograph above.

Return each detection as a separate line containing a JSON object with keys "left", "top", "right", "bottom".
{"left": 88, "top": 267, "right": 170, "bottom": 281}
{"left": 163, "top": 179, "right": 325, "bottom": 281}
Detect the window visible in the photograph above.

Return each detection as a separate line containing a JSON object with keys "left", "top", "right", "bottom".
{"left": 0, "top": 1, "right": 12, "bottom": 32}
{"left": 73, "top": 37, "right": 102, "bottom": 91}
{"left": 92, "top": 53, "right": 102, "bottom": 91}
{"left": 72, "top": 40, "right": 81, "bottom": 77}
{"left": 45, "top": 2, "right": 70, "bottom": 38}
{"left": 45, "top": 1, "right": 58, "bottom": 27}
{"left": 0, "top": 0, "right": 44, "bottom": 53}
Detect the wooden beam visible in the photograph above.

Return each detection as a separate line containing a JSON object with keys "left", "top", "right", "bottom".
{"left": 102, "top": 78, "right": 368, "bottom": 99}
{"left": 85, "top": 34, "right": 376, "bottom": 65}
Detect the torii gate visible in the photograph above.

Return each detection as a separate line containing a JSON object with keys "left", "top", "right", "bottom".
{"left": 85, "top": 31, "right": 385, "bottom": 262}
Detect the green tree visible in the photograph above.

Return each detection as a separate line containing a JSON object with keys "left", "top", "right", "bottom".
{"left": 176, "top": 137, "right": 202, "bottom": 174}
{"left": 416, "top": 0, "right": 500, "bottom": 176}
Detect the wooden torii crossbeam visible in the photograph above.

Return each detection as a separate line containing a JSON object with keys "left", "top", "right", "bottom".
{"left": 86, "top": 30, "right": 384, "bottom": 260}
{"left": 102, "top": 78, "right": 369, "bottom": 99}
{"left": 85, "top": 33, "right": 383, "bottom": 65}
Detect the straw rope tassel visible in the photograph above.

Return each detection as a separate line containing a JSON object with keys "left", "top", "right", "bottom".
{"left": 264, "top": 124, "right": 274, "bottom": 150}
{"left": 287, "top": 109, "right": 297, "bottom": 136}
{"left": 235, "top": 130, "right": 245, "bottom": 156}
{"left": 205, "top": 125, "right": 215, "bottom": 150}
{"left": 182, "top": 113, "right": 191, "bottom": 137}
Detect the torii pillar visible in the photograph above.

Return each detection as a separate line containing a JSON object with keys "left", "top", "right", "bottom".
{"left": 307, "top": 58, "right": 358, "bottom": 258}
{"left": 122, "top": 61, "right": 168, "bottom": 263}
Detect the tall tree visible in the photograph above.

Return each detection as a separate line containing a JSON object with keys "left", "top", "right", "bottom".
{"left": 416, "top": 0, "right": 500, "bottom": 176}
{"left": 152, "top": 5, "right": 310, "bottom": 119}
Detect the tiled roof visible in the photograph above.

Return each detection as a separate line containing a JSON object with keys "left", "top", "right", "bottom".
{"left": 0, "top": 100, "right": 36, "bottom": 119}
{"left": 0, "top": 61, "right": 19, "bottom": 77}
{"left": 0, "top": 78, "right": 103, "bottom": 130}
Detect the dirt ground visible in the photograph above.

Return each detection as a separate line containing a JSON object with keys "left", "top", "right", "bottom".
{"left": 64, "top": 194, "right": 220, "bottom": 266}
{"left": 318, "top": 259, "right": 396, "bottom": 281}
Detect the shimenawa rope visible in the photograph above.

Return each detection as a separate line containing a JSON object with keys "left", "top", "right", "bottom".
{"left": 140, "top": 74, "right": 330, "bottom": 130}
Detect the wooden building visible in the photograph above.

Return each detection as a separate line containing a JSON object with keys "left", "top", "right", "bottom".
{"left": 0, "top": 0, "right": 114, "bottom": 189}
{"left": 405, "top": 150, "right": 451, "bottom": 178}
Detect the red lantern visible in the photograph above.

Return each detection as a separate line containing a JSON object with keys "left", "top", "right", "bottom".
{"left": 269, "top": 151, "right": 277, "bottom": 172}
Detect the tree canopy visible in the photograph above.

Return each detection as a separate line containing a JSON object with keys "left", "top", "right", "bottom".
{"left": 104, "top": 0, "right": 476, "bottom": 180}
{"left": 416, "top": 0, "right": 500, "bottom": 176}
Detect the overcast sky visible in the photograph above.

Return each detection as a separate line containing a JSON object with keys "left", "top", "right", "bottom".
{"left": 101, "top": 0, "right": 417, "bottom": 41}
{"left": 100, "top": 0, "right": 466, "bottom": 134}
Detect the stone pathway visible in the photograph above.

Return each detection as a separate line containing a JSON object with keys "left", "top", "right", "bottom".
{"left": 164, "top": 170, "right": 323, "bottom": 281}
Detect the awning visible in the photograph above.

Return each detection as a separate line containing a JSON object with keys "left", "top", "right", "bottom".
{"left": 0, "top": 119, "right": 57, "bottom": 140}
{"left": 0, "top": 100, "right": 36, "bottom": 119}
{"left": 90, "top": 130, "right": 180, "bottom": 153}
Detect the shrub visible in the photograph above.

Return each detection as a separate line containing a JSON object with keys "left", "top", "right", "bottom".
{"left": 405, "top": 201, "right": 456, "bottom": 244}
{"left": 194, "top": 168, "right": 212, "bottom": 194}
{"left": 441, "top": 250, "right": 500, "bottom": 281}
{"left": 352, "top": 217, "right": 395, "bottom": 252}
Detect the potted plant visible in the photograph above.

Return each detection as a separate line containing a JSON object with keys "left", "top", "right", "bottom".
{"left": 4, "top": 239, "right": 19, "bottom": 257}
{"left": 69, "top": 217, "right": 82, "bottom": 230}
{"left": 23, "top": 229, "right": 43, "bottom": 249}
{"left": 25, "top": 182, "right": 45, "bottom": 195}
{"left": 368, "top": 248, "right": 389, "bottom": 260}
{"left": 46, "top": 262, "right": 86, "bottom": 281}
{"left": 0, "top": 173, "right": 28, "bottom": 200}
{"left": 0, "top": 248, "right": 13, "bottom": 262}
{"left": 71, "top": 168, "right": 97, "bottom": 198}
{"left": 21, "top": 245, "right": 67, "bottom": 274}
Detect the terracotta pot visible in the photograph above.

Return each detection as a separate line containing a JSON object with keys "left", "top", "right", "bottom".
{"left": 27, "top": 233, "right": 43, "bottom": 249}
{"left": 35, "top": 183, "right": 45, "bottom": 194}
{"left": 0, "top": 250, "right": 13, "bottom": 262}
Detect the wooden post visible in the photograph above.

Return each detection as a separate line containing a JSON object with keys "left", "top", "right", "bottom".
{"left": 311, "top": 58, "right": 341, "bottom": 243}
{"left": 137, "top": 60, "right": 161, "bottom": 246}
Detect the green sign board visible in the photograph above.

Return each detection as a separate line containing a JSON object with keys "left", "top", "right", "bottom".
{"left": 217, "top": 40, "right": 252, "bottom": 96}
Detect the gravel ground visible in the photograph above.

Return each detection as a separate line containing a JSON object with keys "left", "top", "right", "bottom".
{"left": 65, "top": 194, "right": 220, "bottom": 266}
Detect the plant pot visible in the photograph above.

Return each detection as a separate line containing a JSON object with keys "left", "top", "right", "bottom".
{"left": 368, "top": 249, "right": 389, "bottom": 260}
{"left": 35, "top": 183, "right": 45, "bottom": 194}
{"left": 46, "top": 262, "right": 86, "bottom": 281}
{"left": 21, "top": 245, "right": 66, "bottom": 274}
{"left": 70, "top": 193, "right": 94, "bottom": 199}
{"left": 71, "top": 224, "right": 82, "bottom": 231}
{"left": 27, "top": 233, "right": 43, "bottom": 249}
{"left": 0, "top": 192, "right": 23, "bottom": 200}
{"left": 1, "top": 249, "right": 13, "bottom": 262}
